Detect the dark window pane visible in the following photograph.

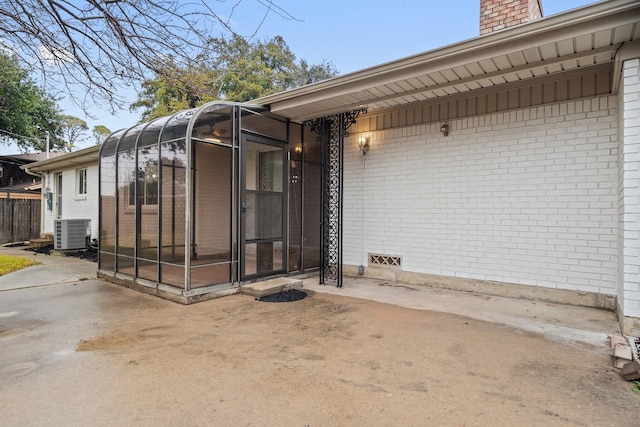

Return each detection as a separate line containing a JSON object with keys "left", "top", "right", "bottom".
{"left": 100, "top": 155, "right": 116, "bottom": 258}
{"left": 137, "top": 259, "right": 158, "bottom": 282}
{"left": 288, "top": 125, "right": 303, "bottom": 272}
{"left": 117, "top": 255, "right": 135, "bottom": 276}
{"left": 245, "top": 192, "right": 257, "bottom": 241}
{"left": 99, "top": 252, "right": 115, "bottom": 271}
{"left": 193, "top": 142, "right": 232, "bottom": 265}
{"left": 240, "top": 108, "right": 287, "bottom": 140}
{"left": 191, "top": 264, "right": 231, "bottom": 288}
{"left": 117, "top": 150, "right": 136, "bottom": 261}
{"left": 303, "top": 126, "right": 322, "bottom": 269}
{"left": 245, "top": 243, "right": 257, "bottom": 276}
{"left": 160, "top": 140, "right": 186, "bottom": 264}
{"left": 161, "top": 263, "right": 185, "bottom": 288}
{"left": 257, "top": 241, "right": 273, "bottom": 273}
{"left": 258, "top": 193, "right": 282, "bottom": 239}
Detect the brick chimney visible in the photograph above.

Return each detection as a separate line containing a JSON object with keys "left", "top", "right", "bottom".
{"left": 480, "top": 0, "right": 543, "bottom": 35}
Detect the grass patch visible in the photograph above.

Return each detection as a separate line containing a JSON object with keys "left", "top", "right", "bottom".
{"left": 0, "top": 255, "right": 39, "bottom": 276}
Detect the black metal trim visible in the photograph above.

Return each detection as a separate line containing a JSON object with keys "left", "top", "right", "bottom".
{"left": 305, "top": 108, "right": 366, "bottom": 288}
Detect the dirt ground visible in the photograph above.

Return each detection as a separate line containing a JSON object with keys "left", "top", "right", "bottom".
{"left": 1, "top": 278, "right": 639, "bottom": 426}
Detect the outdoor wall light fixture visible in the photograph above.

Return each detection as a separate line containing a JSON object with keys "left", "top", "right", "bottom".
{"left": 440, "top": 123, "right": 449, "bottom": 137}
{"left": 358, "top": 135, "right": 370, "bottom": 156}
{"left": 294, "top": 144, "right": 302, "bottom": 154}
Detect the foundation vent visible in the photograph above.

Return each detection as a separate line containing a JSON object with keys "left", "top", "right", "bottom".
{"left": 368, "top": 253, "right": 402, "bottom": 269}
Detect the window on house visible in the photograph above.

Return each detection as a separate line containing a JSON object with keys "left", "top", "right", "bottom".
{"left": 56, "top": 172, "right": 63, "bottom": 218}
{"left": 128, "top": 164, "right": 158, "bottom": 206}
{"left": 77, "top": 168, "right": 87, "bottom": 195}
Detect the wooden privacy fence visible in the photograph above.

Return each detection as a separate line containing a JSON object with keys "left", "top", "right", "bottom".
{"left": 0, "top": 198, "right": 41, "bottom": 244}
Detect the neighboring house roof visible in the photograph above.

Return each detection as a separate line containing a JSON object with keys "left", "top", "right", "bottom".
{"left": 24, "top": 182, "right": 42, "bottom": 191}
{"left": 21, "top": 145, "right": 100, "bottom": 174}
{"left": 0, "top": 152, "right": 66, "bottom": 166}
{"left": 0, "top": 181, "right": 41, "bottom": 192}
{"left": 257, "top": 0, "right": 640, "bottom": 122}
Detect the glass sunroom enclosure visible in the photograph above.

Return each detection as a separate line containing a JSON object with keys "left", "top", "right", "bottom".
{"left": 98, "top": 102, "right": 321, "bottom": 303}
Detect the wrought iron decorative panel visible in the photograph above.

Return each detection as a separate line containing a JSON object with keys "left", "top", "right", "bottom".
{"left": 306, "top": 108, "right": 366, "bottom": 287}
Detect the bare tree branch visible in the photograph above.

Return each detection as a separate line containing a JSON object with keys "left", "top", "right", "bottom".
{"left": 0, "top": 0, "right": 298, "bottom": 112}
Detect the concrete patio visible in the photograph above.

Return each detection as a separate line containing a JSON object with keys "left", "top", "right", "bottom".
{"left": 1, "top": 245, "right": 638, "bottom": 426}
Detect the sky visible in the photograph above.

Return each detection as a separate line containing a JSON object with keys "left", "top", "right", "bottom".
{"left": 0, "top": 0, "right": 598, "bottom": 155}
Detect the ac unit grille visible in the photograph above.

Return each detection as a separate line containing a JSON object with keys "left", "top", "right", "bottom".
{"left": 54, "top": 219, "right": 90, "bottom": 250}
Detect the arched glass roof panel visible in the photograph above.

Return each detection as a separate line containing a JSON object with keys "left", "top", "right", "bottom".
{"left": 118, "top": 123, "right": 146, "bottom": 153}
{"left": 100, "top": 129, "right": 126, "bottom": 156}
{"left": 191, "top": 103, "right": 233, "bottom": 146}
{"left": 138, "top": 116, "right": 170, "bottom": 148}
{"left": 160, "top": 109, "right": 196, "bottom": 142}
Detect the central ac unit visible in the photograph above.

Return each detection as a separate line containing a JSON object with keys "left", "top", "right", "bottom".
{"left": 54, "top": 219, "right": 90, "bottom": 250}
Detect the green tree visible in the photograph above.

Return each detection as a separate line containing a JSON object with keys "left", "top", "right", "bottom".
{"left": 131, "top": 56, "right": 220, "bottom": 122}
{"left": 92, "top": 125, "right": 112, "bottom": 145}
{"left": 0, "top": 52, "right": 64, "bottom": 152}
{"left": 294, "top": 59, "right": 340, "bottom": 86}
{"left": 131, "top": 35, "right": 339, "bottom": 120}
{"left": 59, "top": 115, "right": 89, "bottom": 151}
{"left": 211, "top": 35, "right": 298, "bottom": 102}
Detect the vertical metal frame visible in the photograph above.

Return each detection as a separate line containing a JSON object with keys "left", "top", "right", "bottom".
{"left": 185, "top": 101, "right": 253, "bottom": 289}
{"left": 156, "top": 111, "right": 184, "bottom": 287}
{"left": 230, "top": 105, "right": 239, "bottom": 284}
{"left": 235, "top": 105, "right": 242, "bottom": 283}
{"left": 299, "top": 125, "right": 306, "bottom": 272}
{"left": 238, "top": 133, "right": 289, "bottom": 280}
{"left": 185, "top": 124, "right": 192, "bottom": 291}
{"left": 112, "top": 124, "right": 138, "bottom": 273}
{"left": 284, "top": 118, "right": 291, "bottom": 274}
{"left": 98, "top": 129, "right": 126, "bottom": 272}
{"left": 287, "top": 123, "right": 304, "bottom": 274}
{"left": 237, "top": 106, "right": 289, "bottom": 281}
{"left": 133, "top": 120, "right": 159, "bottom": 279}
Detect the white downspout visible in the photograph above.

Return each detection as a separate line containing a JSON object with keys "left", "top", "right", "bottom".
{"left": 23, "top": 166, "right": 47, "bottom": 237}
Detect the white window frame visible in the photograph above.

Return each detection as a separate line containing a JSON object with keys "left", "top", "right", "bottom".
{"left": 55, "top": 172, "right": 63, "bottom": 218}
{"left": 77, "top": 168, "right": 88, "bottom": 196}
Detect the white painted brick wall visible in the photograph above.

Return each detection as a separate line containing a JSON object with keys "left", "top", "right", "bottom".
{"left": 619, "top": 58, "right": 640, "bottom": 317}
{"left": 344, "top": 96, "right": 619, "bottom": 296}
{"left": 42, "top": 165, "right": 99, "bottom": 239}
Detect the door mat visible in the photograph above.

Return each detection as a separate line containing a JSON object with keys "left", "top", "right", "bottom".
{"left": 256, "top": 289, "right": 307, "bottom": 302}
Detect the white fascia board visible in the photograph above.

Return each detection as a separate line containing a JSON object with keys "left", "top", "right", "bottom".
{"left": 21, "top": 145, "right": 100, "bottom": 174}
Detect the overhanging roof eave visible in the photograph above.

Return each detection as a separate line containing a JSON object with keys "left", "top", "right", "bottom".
{"left": 256, "top": 0, "right": 640, "bottom": 121}
{"left": 22, "top": 145, "right": 100, "bottom": 174}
